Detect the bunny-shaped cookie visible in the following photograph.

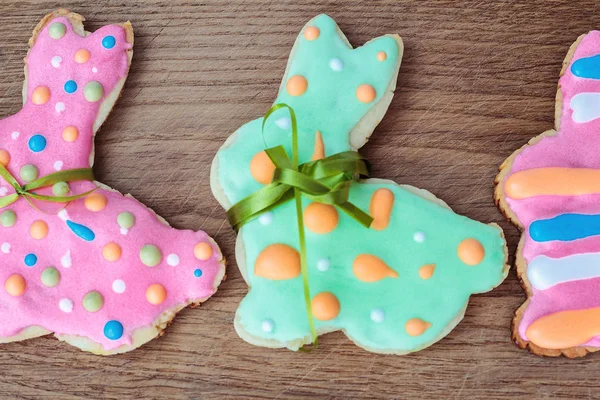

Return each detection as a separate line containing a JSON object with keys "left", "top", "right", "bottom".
{"left": 497, "top": 31, "right": 600, "bottom": 358}
{"left": 0, "top": 10, "right": 225, "bottom": 355}
{"left": 212, "top": 14, "right": 508, "bottom": 353}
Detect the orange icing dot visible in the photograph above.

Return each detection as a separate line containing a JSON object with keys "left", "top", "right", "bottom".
{"left": 30, "top": 220, "right": 49, "bottom": 240}
{"left": 74, "top": 48, "right": 91, "bottom": 63}
{"left": 5, "top": 274, "right": 26, "bottom": 297}
{"left": 311, "top": 292, "right": 340, "bottom": 321}
{"left": 146, "top": 283, "right": 167, "bottom": 305}
{"left": 405, "top": 318, "right": 431, "bottom": 336}
{"left": 194, "top": 242, "right": 213, "bottom": 260}
{"left": 255, "top": 244, "right": 300, "bottom": 280}
{"left": 84, "top": 193, "right": 107, "bottom": 212}
{"left": 353, "top": 254, "right": 398, "bottom": 282}
{"left": 102, "top": 242, "right": 122, "bottom": 262}
{"left": 311, "top": 131, "right": 325, "bottom": 160}
{"left": 304, "top": 26, "right": 320, "bottom": 41}
{"left": 377, "top": 51, "right": 387, "bottom": 61}
{"left": 526, "top": 307, "right": 600, "bottom": 349}
{"left": 32, "top": 86, "right": 50, "bottom": 105}
{"left": 250, "top": 151, "right": 276, "bottom": 185}
{"left": 62, "top": 126, "right": 79, "bottom": 142}
{"left": 0, "top": 149, "right": 10, "bottom": 167}
{"left": 356, "top": 84, "right": 376, "bottom": 103}
{"left": 286, "top": 75, "right": 308, "bottom": 96}
{"left": 418, "top": 264, "right": 436, "bottom": 280}
{"left": 457, "top": 238, "right": 485, "bottom": 266}
{"left": 303, "top": 202, "right": 338, "bottom": 234}
{"left": 369, "top": 188, "right": 394, "bottom": 230}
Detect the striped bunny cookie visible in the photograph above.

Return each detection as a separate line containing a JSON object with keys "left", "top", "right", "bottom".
{"left": 496, "top": 32, "right": 600, "bottom": 357}
{"left": 212, "top": 14, "right": 508, "bottom": 354}
{"left": 0, "top": 9, "right": 225, "bottom": 355}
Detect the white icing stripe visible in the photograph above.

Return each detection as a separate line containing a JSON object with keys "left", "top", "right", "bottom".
{"left": 528, "top": 253, "right": 600, "bottom": 290}
{"left": 570, "top": 93, "right": 600, "bottom": 123}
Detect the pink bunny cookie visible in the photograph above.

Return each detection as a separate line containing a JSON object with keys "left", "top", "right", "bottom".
{"left": 0, "top": 9, "right": 225, "bottom": 355}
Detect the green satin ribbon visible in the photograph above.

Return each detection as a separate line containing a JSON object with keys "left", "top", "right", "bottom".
{"left": 0, "top": 164, "right": 96, "bottom": 209}
{"left": 226, "top": 103, "right": 373, "bottom": 347}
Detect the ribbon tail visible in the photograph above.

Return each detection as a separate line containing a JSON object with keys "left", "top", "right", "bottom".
{"left": 0, "top": 193, "right": 19, "bottom": 208}
{"left": 337, "top": 202, "right": 373, "bottom": 228}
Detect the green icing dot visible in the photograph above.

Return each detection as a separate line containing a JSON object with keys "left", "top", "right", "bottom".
{"left": 48, "top": 22, "right": 66, "bottom": 40}
{"left": 0, "top": 210, "right": 16, "bottom": 228}
{"left": 52, "top": 182, "right": 70, "bottom": 196}
{"left": 82, "top": 291, "right": 104, "bottom": 312}
{"left": 117, "top": 212, "right": 135, "bottom": 229}
{"left": 20, "top": 165, "right": 38, "bottom": 182}
{"left": 140, "top": 244, "right": 162, "bottom": 267}
{"left": 41, "top": 267, "right": 60, "bottom": 287}
{"left": 84, "top": 81, "right": 104, "bottom": 102}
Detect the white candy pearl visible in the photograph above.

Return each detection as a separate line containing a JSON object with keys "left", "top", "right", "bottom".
{"left": 329, "top": 57, "right": 344, "bottom": 72}
{"left": 259, "top": 212, "right": 273, "bottom": 225}
{"left": 413, "top": 231, "right": 426, "bottom": 243}
{"left": 112, "top": 279, "right": 126, "bottom": 294}
{"left": 261, "top": 319, "right": 275, "bottom": 333}
{"left": 167, "top": 254, "right": 180, "bottom": 266}
{"left": 370, "top": 308, "right": 385, "bottom": 323}
{"left": 317, "top": 258, "right": 330, "bottom": 272}
{"left": 59, "top": 298, "right": 74, "bottom": 313}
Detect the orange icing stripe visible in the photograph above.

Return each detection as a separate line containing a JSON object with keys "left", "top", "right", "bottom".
{"left": 526, "top": 307, "right": 600, "bottom": 349}
{"left": 505, "top": 167, "right": 600, "bottom": 199}
{"left": 369, "top": 188, "right": 394, "bottom": 230}
{"left": 311, "top": 131, "right": 325, "bottom": 160}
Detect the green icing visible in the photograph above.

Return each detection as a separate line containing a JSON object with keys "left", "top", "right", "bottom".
{"left": 214, "top": 14, "right": 507, "bottom": 352}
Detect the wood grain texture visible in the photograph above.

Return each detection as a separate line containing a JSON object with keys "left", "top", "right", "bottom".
{"left": 0, "top": 0, "right": 598, "bottom": 398}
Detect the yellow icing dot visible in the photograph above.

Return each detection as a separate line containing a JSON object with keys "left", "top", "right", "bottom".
{"left": 84, "top": 193, "right": 107, "bottom": 212}
{"left": 405, "top": 318, "right": 431, "bottom": 336}
{"left": 457, "top": 238, "right": 485, "bottom": 266}
{"left": 0, "top": 149, "right": 10, "bottom": 167}
{"left": 74, "top": 48, "right": 91, "bottom": 63}
{"left": 304, "top": 202, "right": 338, "bottom": 234}
{"left": 146, "top": 283, "right": 167, "bottom": 305}
{"left": 102, "top": 242, "right": 122, "bottom": 262}
{"left": 312, "top": 292, "right": 340, "bottom": 321}
{"left": 255, "top": 244, "right": 300, "bottom": 280}
{"left": 5, "top": 274, "right": 26, "bottom": 297}
{"left": 30, "top": 220, "right": 48, "bottom": 240}
{"left": 356, "top": 84, "right": 376, "bottom": 103}
{"left": 304, "top": 26, "right": 320, "bottom": 41}
{"left": 377, "top": 51, "right": 387, "bottom": 61}
{"left": 286, "top": 75, "right": 308, "bottom": 96}
{"left": 62, "top": 126, "right": 79, "bottom": 142}
{"left": 194, "top": 242, "right": 213, "bottom": 261}
{"left": 32, "top": 86, "right": 50, "bottom": 105}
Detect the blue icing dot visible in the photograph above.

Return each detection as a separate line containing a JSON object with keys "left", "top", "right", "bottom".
{"left": 64, "top": 80, "right": 78, "bottom": 93}
{"left": 28, "top": 134, "right": 47, "bottom": 152}
{"left": 194, "top": 269, "right": 203, "bottom": 278}
{"left": 104, "top": 320, "right": 124, "bottom": 340}
{"left": 572, "top": 54, "right": 600, "bottom": 79}
{"left": 66, "top": 220, "right": 95, "bottom": 241}
{"left": 102, "top": 35, "right": 116, "bottom": 49}
{"left": 24, "top": 253, "right": 37, "bottom": 267}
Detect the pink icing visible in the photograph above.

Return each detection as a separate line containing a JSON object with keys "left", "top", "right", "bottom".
{"left": 504, "top": 31, "right": 600, "bottom": 344}
{"left": 0, "top": 15, "right": 224, "bottom": 350}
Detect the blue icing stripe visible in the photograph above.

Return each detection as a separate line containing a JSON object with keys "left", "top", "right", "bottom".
{"left": 572, "top": 54, "right": 600, "bottom": 79}
{"left": 66, "top": 220, "right": 95, "bottom": 241}
{"left": 530, "top": 213, "right": 600, "bottom": 242}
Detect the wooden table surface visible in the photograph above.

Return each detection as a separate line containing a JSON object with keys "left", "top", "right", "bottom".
{"left": 0, "top": 0, "right": 598, "bottom": 398}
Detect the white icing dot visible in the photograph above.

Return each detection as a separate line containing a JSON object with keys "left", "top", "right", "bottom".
{"left": 370, "top": 308, "right": 385, "bottom": 323}
{"left": 51, "top": 56, "right": 62, "bottom": 68}
{"left": 1, "top": 243, "right": 10, "bottom": 254}
{"left": 329, "top": 57, "right": 344, "bottom": 72}
{"left": 55, "top": 102, "right": 66, "bottom": 113}
{"left": 54, "top": 161, "right": 63, "bottom": 171}
{"left": 275, "top": 117, "right": 291, "bottom": 130}
{"left": 261, "top": 319, "right": 275, "bottom": 333}
{"left": 59, "top": 298, "right": 73, "bottom": 313}
{"left": 317, "top": 258, "right": 330, "bottom": 272}
{"left": 60, "top": 250, "right": 72, "bottom": 268}
{"left": 258, "top": 212, "right": 273, "bottom": 225}
{"left": 0, "top": 187, "right": 7, "bottom": 197}
{"left": 112, "top": 279, "right": 126, "bottom": 294}
{"left": 92, "top": 67, "right": 98, "bottom": 73}
{"left": 57, "top": 209, "right": 69, "bottom": 221}
{"left": 120, "top": 227, "right": 129, "bottom": 235}
{"left": 11, "top": 131, "right": 20, "bottom": 140}
{"left": 167, "top": 254, "right": 180, "bottom": 266}
{"left": 413, "top": 231, "right": 426, "bottom": 243}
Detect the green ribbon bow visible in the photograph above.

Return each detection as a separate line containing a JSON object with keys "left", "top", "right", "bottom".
{"left": 227, "top": 103, "right": 374, "bottom": 347}
{"left": 0, "top": 164, "right": 97, "bottom": 209}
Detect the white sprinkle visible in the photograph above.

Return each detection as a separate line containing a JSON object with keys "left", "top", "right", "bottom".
{"left": 59, "top": 298, "right": 73, "bottom": 313}
{"left": 413, "top": 231, "right": 426, "bottom": 243}
{"left": 1, "top": 243, "right": 10, "bottom": 254}
{"left": 112, "top": 279, "right": 126, "bottom": 294}
{"left": 0, "top": 187, "right": 7, "bottom": 197}
{"left": 57, "top": 210, "right": 69, "bottom": 221}
{"left": 55, "top": 102, "right": 65, "bottom": 113}
{"left": 120, "top": 227, "right": 129, "bottom": 235}
{"left": 261, "top": 319, "right": 275, "bottom": 333}
{"left": 92, "top": 67, "right": 98, "bottom": 73}
{"left": 54, "top": 161, "right": 63, "bottom": 171}
{"left": 370, "top": 308, "right": 385, "bottom": 323}
{"left": 167, "top": 254, "right": 180, "bottom": 267}
{"left": 51, "top": 56, "right": 62, "bottom": 68}
{"left": 329, "top": 57, "right": 344, "bottom": 72}
{"left": 258, "top": 212, "right": 273, "bottom": 225}
{"left": 60, "top": 250, "right": 72, "bottom": 268}
{"left": 11, "top": 131, "right": 20, "bottom": 140}
{"left": 275, "top": 117, "right": 291, "bottom": 130}
{"left": 317, "top": 258, "right": 330, "bottom": 272}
